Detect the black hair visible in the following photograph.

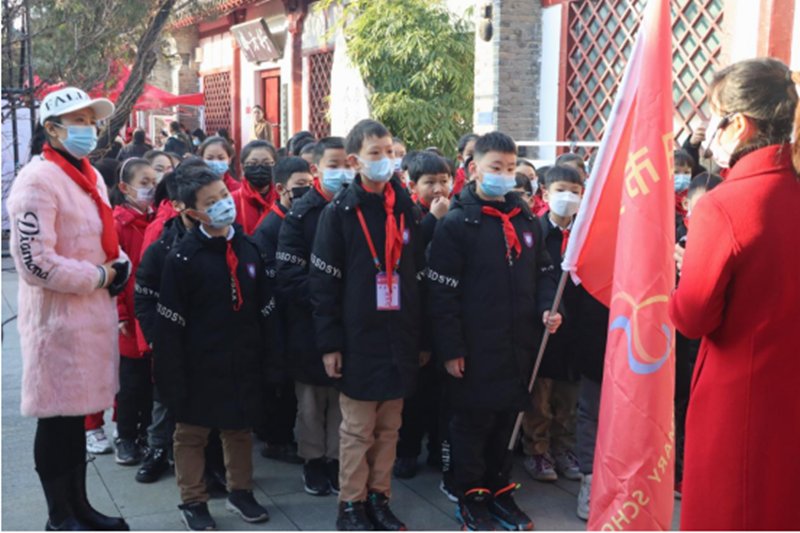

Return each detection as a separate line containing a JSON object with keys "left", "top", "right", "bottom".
{"left": 273, "top": 156, "right": 311, "bottom": 186}
{"left": 133, "top": 130, "right": 146, "bottom": 144}
{"left": 252, "top": 105, "right": 264, "bottom": 112}
{"left": 515, "top": 172, "right": 533, "bottom": 194}
{"left": 393, "top": 137, "right": 405, "bottom": 146}
{"left": 687, "top": 172, "right": 723, "bottom": 199}
{"left": 192, "top": 128, "right": 206, "bottom": 142}
{"left": 300, "top": 142, "right": 317, "bottom": 156}
{"left": 463, "top": 155, "right": 474, "bottom": 178}
{"left": 555, "top": 152, "right": 586, "bottom": 170}
{"left": 674, "top": 149, "right": 695, "bottom": 171}
{"left": 169, "top": 121, "right": 181, "bottom": 133}
{"left": 516, "top": 159, "right": 536, "bottom": 171}
{"left": 544, "top": 165, "right": 583, "bottom": 189}
{"left": 710, "top": 58, "right": 799, "bottom": 170}
{"left": 277, "top": 147, "right": 288, "bottom": 159}
{"left": 239, "top": 140, "right": 278, "bottom": 165}
{"left": 443, "top": 157, "right": 457, "bottom": 177}
{"left": 401, "top": 150, "right": 420, "bottom": 171}
{"left": 424, "top": 146, "right": 444, "bottom": 156}
{"left": 198, "top": 135, "right": 234, "bottom": 159}
{"left": 94, "top": 158, "right": 122, "bottom": 192}
{"left": 176, "top": 164, "right": 223, "bottom": 209}
{"left": 536, "top": 164, "right": 551, "bottom": 191}
{"left": 345, "top": 119, "right": 390, "bottom": 155}
{"left": 312, "top": 136, "right": 345, "bottom": 164}
{"left": 217, "top": 128, "right": 231, "bottom": 141}
{"left": 110, "top": 157, "right": 151, "bottom": 206}
{"left": 473, "top": 131, "right": 517, "bottom": 160}
{"left": 407, "top": 151, "right": 450, "bottom": 183}
{"left": 143, "top": 150, "right": 171, "bottom": 166}
{"left": 457, "top": 133, "right": 479, "bottom": 155}
{"left": 287, "top": 131, "right": 316, "bottom": 156}
{"left": 154, "top": 156, "right": 208, "bottom": 206}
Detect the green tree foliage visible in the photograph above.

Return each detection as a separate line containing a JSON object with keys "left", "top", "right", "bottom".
{"left": 320, "top": 0, "right": 474, "bottom": 156}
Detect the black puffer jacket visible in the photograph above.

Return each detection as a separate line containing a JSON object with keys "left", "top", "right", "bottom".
{"left": 309, "top": 176, "right": 425, "bottom": 401}
{"left": 567, "top": 285, "right": 609, "bottom": 384}
{"left": 134, "top": 215, "right": 188, "bottom": 346}
{"left": 427, "top": 183, "right": 558, "bottom": 411}
{"left": 152, "top": 225, "right": 274, "bottom": 429}
{"left": 275, "top": 185, "right": 334, "bottom": 386}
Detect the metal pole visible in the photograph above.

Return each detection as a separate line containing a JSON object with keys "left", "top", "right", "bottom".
{"left": 24, "top": 0, "right": 35, "bottom": 139}
{"left": 507, "top": 270, "right": 571, "bottom": 450}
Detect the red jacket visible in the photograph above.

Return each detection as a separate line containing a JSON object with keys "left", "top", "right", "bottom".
{"left": 141, "top": 200, "right": 177, "bottom": 258}
{"left": 452, "top": 166, "right": 467, "bottom": 197}
{"left": 113, "top": 204, "right": 152, "bottom": 358}
{"left": 669, "top": 145, "right": 800, "bottom": 530}
{"left": 224, "top": 171, "right": 242, "bottom": 193}
{"left": 232, "top": 180, "right": 277, "bottom": 235}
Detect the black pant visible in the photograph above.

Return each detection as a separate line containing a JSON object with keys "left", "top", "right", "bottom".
{"left": 397, "top": 363, "right": 440, "bottom": 460}
{"left": 258, "top": 379, "right": 297, "bottom": 445}
{"left": 674, "top": 333, "right": 698, "bottom": 483}
{"left": 35, "top": 416, "right": 86, "bottom": 480}
{"left": 450, "top": 409, "right": 517, "bottom": 494}
{"left": 116, "top": 355, "right": 153, "bottom": 441}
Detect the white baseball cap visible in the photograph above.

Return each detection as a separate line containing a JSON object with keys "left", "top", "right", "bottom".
{"left": 39, "top": 87, "right": 115, "bottom": 125}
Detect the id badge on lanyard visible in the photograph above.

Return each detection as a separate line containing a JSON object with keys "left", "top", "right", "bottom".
{"left": 376, "top": 272, "right": 401, "bottom": 311}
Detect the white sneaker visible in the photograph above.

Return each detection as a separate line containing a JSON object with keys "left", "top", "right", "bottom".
{"left": 577, "top": 473, "right": 592, "bottom": 521}
{"left": 554, "top": 449, "right": 582, "bottom": 481}
{"left": 86, "top": 429, "right": 113, "bottom": 454}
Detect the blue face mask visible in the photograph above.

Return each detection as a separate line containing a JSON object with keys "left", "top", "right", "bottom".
{"left": 674, "top": 173, "right": 691, "bottom": 193}
{"left": 359, "top": 157, "right": 394, "bottom": 183}
{"left": 321, "top": 168, "right": 355, "bottom": 194}
{"left": 480, "top": 172, "right": 516, "bottom": 198}
{"left": 205, "top": 196, "right": 237, "bottom": 229}
{"left": 393, "top": 158, "right": 403, "bottom": 172}
{"left": 56, "top": 124, "right": 97, "bottom": 159}
{"left": 205, "top": 159, "right": 230, "bottom": 177}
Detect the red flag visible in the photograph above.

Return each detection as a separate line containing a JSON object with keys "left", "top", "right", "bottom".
{"left": 561, "top": 0, "right": 676, "bottom": 529}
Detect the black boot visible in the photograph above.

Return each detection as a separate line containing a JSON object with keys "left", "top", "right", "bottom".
{"left": 70, "top": 462, "right": 130, "bottom": 530}
{"left": 40, "top": 473, "right": 90, "bottom": 531}
{"left": 365, "top": 492, "right": 406, "bottom": 531}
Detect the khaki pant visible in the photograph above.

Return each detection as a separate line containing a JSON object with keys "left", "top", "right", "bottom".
{"left": 339, "top": 393, "right": 403, "bottom": 503}
{"left": 522, "top": 378, "right": 579, "bottom": 456}
{"left": 173, "top": 423, "right": 254, "bottom": 503}
{"left": 295, "top": 382, "right": 342, "bottom": 461}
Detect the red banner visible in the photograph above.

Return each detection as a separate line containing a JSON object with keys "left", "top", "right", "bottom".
{"left": 562, "top": 0, "right": 676, "bottom": 529}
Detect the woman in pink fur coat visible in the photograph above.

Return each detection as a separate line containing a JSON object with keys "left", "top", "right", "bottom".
{"left": 7, "top": 87, "right": 130, "bottom": 531}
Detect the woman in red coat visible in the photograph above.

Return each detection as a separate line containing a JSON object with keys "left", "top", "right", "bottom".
{"left": 670, "top": 58, "right": 800, "bottom": 530}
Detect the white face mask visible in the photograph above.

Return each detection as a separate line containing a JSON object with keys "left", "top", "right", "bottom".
{"left": 548, "top": 191, "right": 581, "bottom": 218}
{"left": 704, "top": 114, "right": 737, "bottom": 169}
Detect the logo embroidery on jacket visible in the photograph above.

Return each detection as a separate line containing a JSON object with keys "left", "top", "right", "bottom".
{"left": 16, "top": 212, "right": 50, "bottom": 280}
{"left": 523, "top": 232, "right": 534, "bottom": 249}
{"left": 246, "top": 263, "right": 257, "bottom": 279}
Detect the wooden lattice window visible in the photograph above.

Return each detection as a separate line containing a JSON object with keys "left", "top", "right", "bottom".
{"left": 308, "top": 51, "right": 333, "bottom": 139}
{"left": 203, "top": 71, "right": 232, "bottom": 136}
{"left": 562, "top": 0, "right": 723, "bottom": 149}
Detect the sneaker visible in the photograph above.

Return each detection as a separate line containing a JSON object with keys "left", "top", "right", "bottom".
{"left": 365, "top": 492, "right": 406, "bottom": 531}
{"left": 577, "top": 474, "right": 591, "bottom": 521}
{"left": 674, "top": 480, "right": 682, "bottom": 500}
{"left": 114, "top": 438, "right": 142, "bottom": 466}
{"left": 440, "top": 477, "right": 459, "bottom": 503}
{"left": 337, "top": 501, "right": 374, "bottom": 531}
{"left": 226, "top": 490, "right": 269, "bottom": 523}
{"left": 553, "top": 449, "right": 582, "bottom": 481}
{"left": 135, "top": 446, "right": 169, "bottom": 483}
{"left": 456, "top": 488, "right": 497, "bottom": 531}
{"left": 523, "top": 454, "right": 558, "bottom": 482}
{"left": 488, "top": 483, "right": 534, "bottom": 531}
{"left": 392, "top": 456, "right": 418, "bottom": 479}
{"left": 86, "top": 429, "right": 113, "bottom": 455}
{"left": 303, "top": 458, "right": 331, "bottom": 496}
{"left": 260, "top": 443, "right": 304, "bottom": 464}
{"left": 326, "top": 459, "right": 340, "bottom": 494}
{"left": 179, "top": 501, "right": 216, "bottom": 531}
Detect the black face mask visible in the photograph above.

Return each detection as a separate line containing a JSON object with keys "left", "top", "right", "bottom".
{"left": 291, "top": 185, "right": 311, "bottom": 200}
{"left": 244, "top": 164, "right": 273, "bottom": 189}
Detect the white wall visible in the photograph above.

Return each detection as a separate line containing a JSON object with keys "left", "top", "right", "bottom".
{"left": 329, "top": 30, "right": 370, "bottom": 137}
{"left": 198, "top": 33, "right": 234, "bottom": 73}
{"left": 792, "top": 0, "right": 800, "bottom": 69}
{"left": 537, "top": 4, "right": 562, "bottom": 162}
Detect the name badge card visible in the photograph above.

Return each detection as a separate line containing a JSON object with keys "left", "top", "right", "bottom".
{"left": 376, "top": 272, "right": 401, "bottom": 311}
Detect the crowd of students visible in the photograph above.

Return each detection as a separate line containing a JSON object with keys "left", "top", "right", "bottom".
{"left": 7, "top": 57, "right": 800, "bottom": 532}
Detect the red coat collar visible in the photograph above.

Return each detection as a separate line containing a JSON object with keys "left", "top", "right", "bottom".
{"left": 726, "top": 144, "right": 796, "bottom": 182}
{"left": 113, "top": 203, "right": 152, "bottom": 228}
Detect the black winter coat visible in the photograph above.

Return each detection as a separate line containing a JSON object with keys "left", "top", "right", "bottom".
{"left": 134, "top": 216, "right": 188, "bottom": 346}
{"left": 275, "top": 186, "right": 334, "bottom": 386}
{"left": 567, "top": 285, "right": 609, "bottom": 384}
{"left": 309, "top": 176, "right": 425, "bottom": 401}
{"left": 427, "top": 183, "right": 558, "bottom": 411}
{"left": 152, "top": 225, "right": 274, "bottom": 429}
{"left": 252, "top": 204, "right": 288, "bottom": 382}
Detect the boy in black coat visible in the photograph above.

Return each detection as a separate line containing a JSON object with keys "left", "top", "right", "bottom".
{"left": 427, "top": 132, "right": 561, "bottom": 531}
{"left": 275, "top": 138, "right": 352, "bottom": 497}
{"left": 310, "top": 120, "right": 425, "bottom": 531}
{"left": 394, "top": 151, "right": 452, "bottom": 480}
{"left": 153, "top": 165, "right": 273, "bottom": 530}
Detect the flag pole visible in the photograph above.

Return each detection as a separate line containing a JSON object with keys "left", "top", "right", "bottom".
{"left": 507, "top": 269, "right": 571, "bottom": 451}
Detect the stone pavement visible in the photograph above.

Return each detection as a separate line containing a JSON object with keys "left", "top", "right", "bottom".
{"left": 1, "top": 255, "right": 679, "bottom": 531}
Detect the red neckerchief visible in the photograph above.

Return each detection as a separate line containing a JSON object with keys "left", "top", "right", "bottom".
{"left": 355, "top": 183, "right": 405, "bottom": 299}
{"left": 561, "top": 228, "right": 571, "bottom": 256}
{"left": 225, "top": 240, "right": 243, "bottom": 311}
{"left": 675, "top": 190, "right": 688, "bottom": 217}
{"left": 313, "top": 178, "right": 334, "bottom": 202}
{"left": 481, "top": 205, "right": 522, "bottom": 261}
{"left": 452, "top": 167, "right": 467, "bottom": 197}
{"left": 271, "top": 203, "right": 286, "bottom": 220}
{"left": 239, "top": 180, "right": 277, "bottom": 234}
{"left": 43, "top": 144, "right": 119, "bottom": 261}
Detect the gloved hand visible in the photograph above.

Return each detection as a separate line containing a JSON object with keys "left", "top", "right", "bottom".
{"left": 107, "top": 260, "right": 131, "bottom": 297}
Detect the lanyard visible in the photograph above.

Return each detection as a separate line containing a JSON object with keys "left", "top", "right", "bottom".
{"left": 355, "top": 207, "right": 403, "bottom": 272}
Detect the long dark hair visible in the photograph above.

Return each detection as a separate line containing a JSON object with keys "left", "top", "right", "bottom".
{"left": 710, "top": 58, "right": 799, "bottom": 171}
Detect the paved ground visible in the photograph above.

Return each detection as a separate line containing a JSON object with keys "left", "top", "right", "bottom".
{"left": 1, "top": 255, "right": 679, "bottom": 530}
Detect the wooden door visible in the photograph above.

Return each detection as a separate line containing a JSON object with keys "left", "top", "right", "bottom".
{"left": 260, "top": 69, "right": 281, "bottom": 147}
